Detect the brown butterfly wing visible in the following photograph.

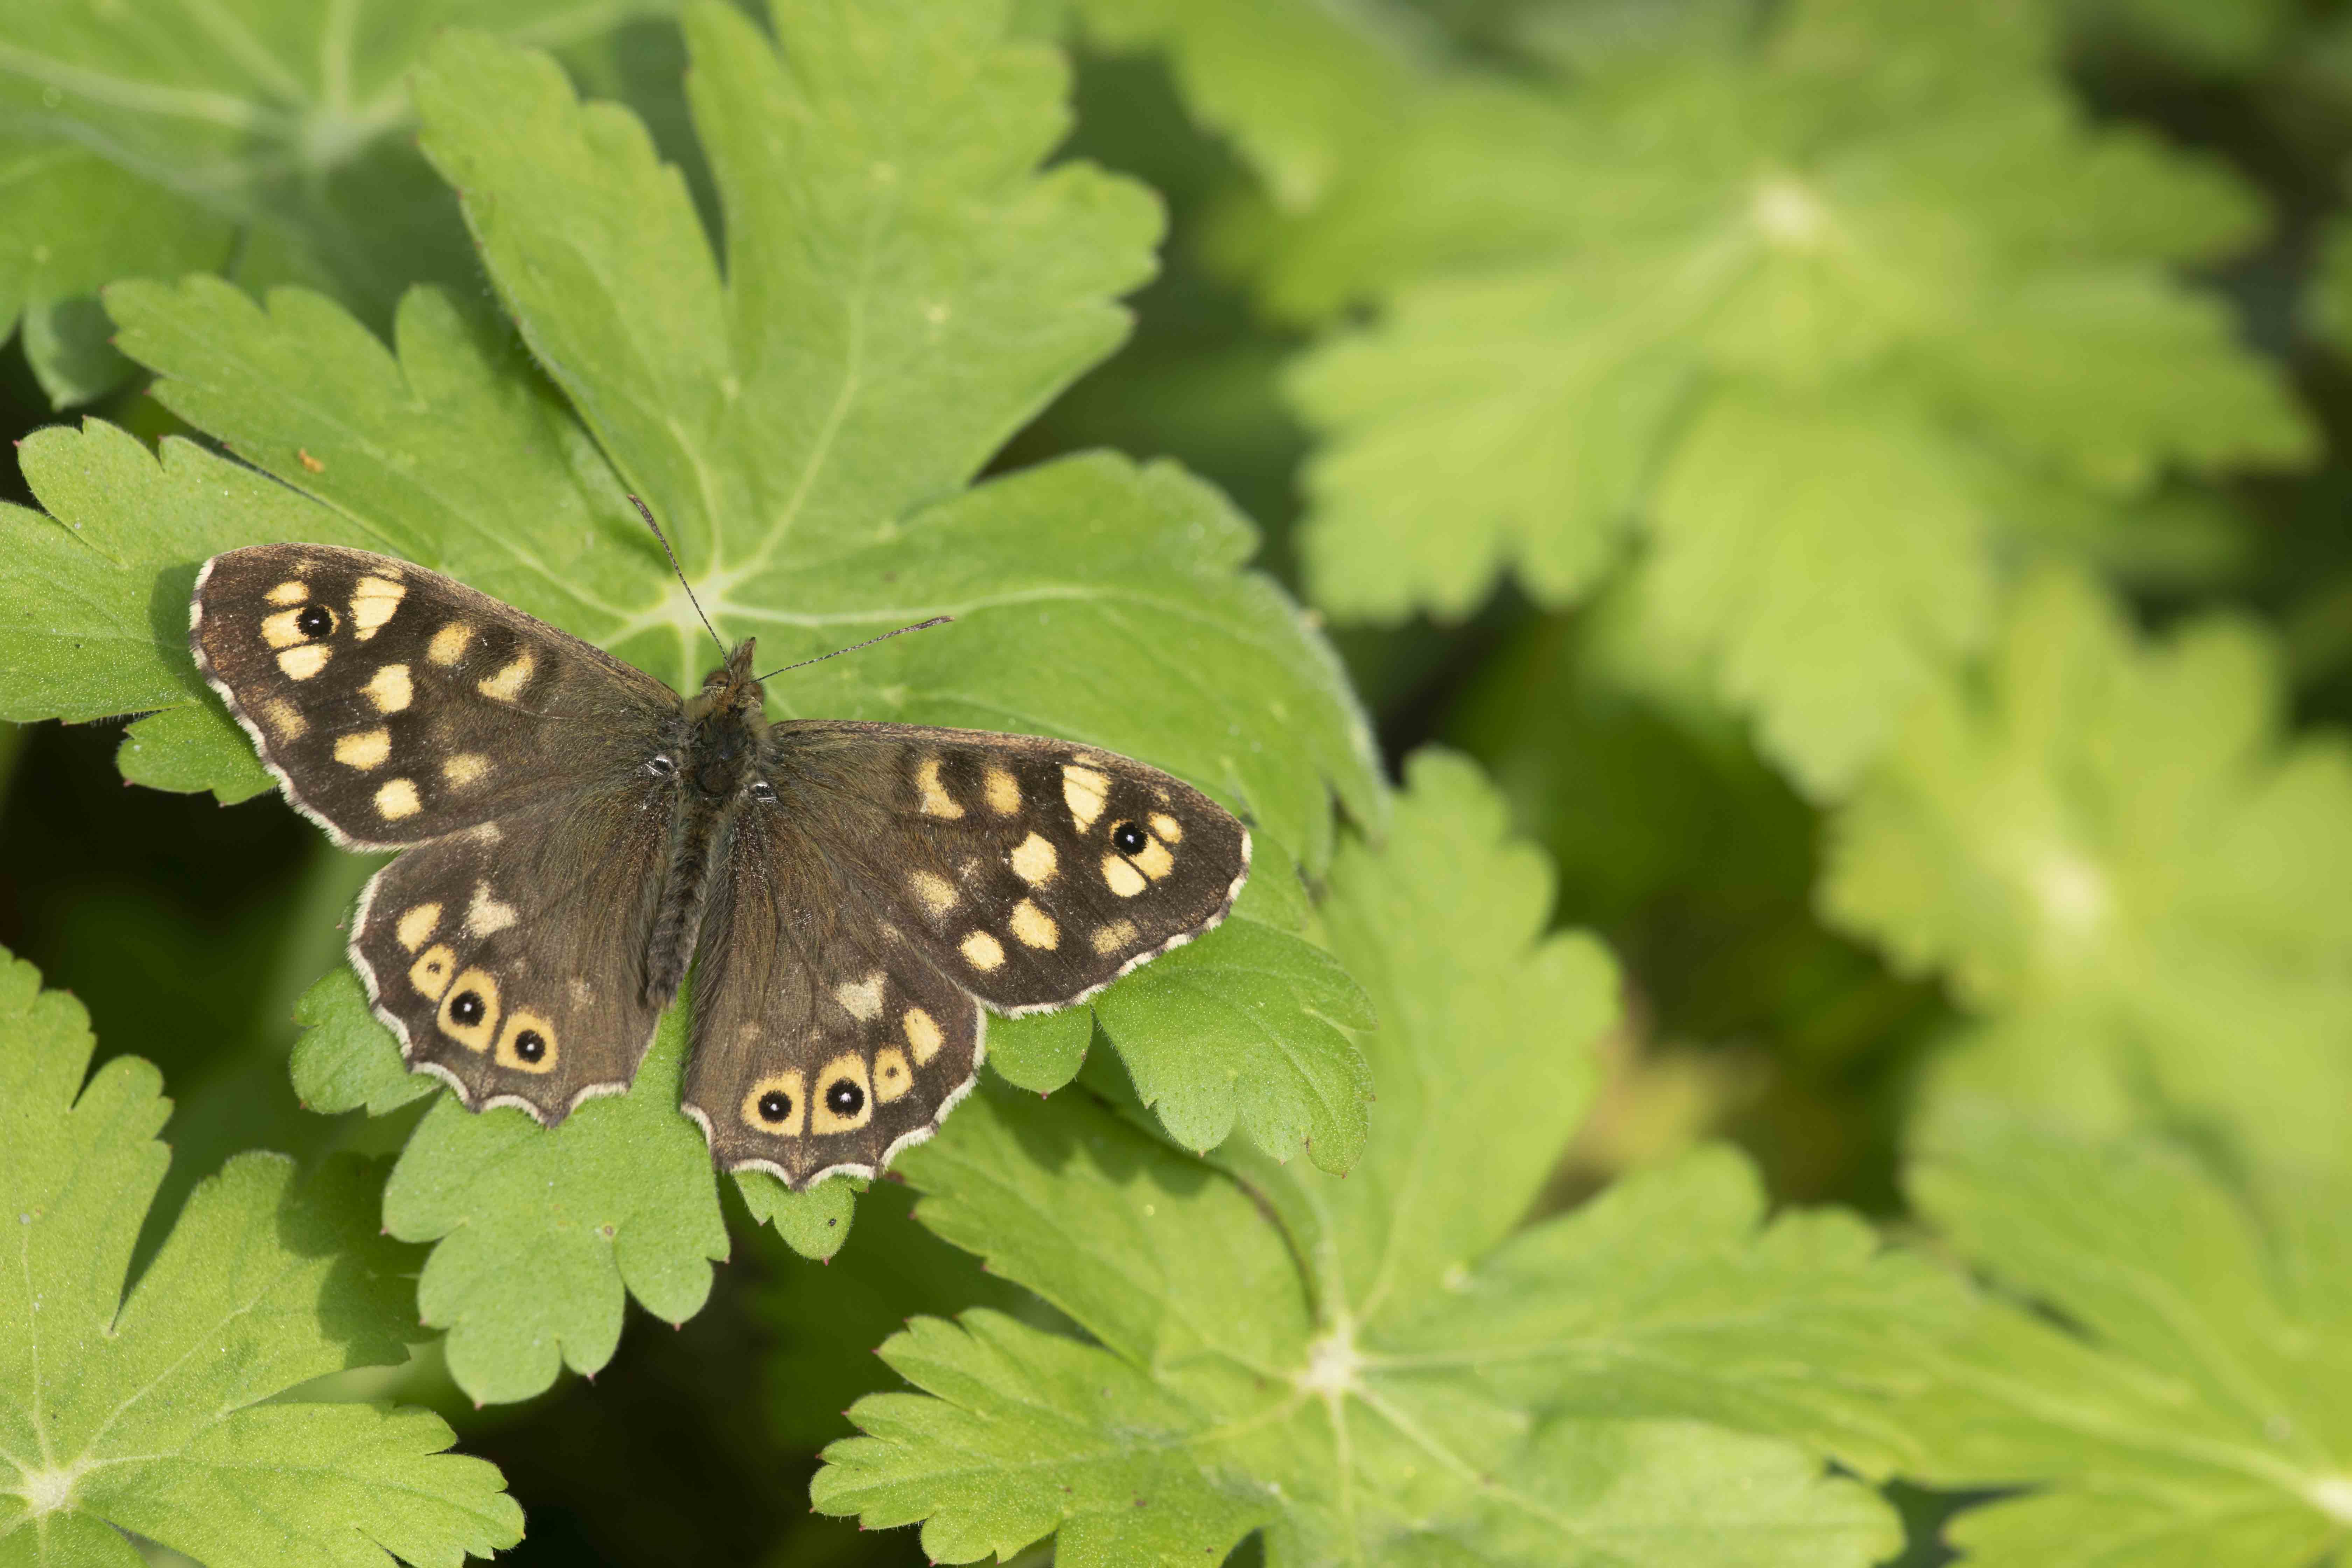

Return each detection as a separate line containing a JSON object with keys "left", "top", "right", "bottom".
{"left": 190, "top": 542, "right": 679, "bottom": 849}
{"left": 682, "top": 723, "right": 1248, "bottom": 1186}
{"left": 349, "top": 780, "right": 675, "bottom": 1121}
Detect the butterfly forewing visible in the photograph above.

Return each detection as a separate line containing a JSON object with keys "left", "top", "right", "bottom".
{"left": 764, "top": 724, "right": 1252, "bottom": 1014}
{"left": 191, "top": 544, "right": 677, "bottom": 848}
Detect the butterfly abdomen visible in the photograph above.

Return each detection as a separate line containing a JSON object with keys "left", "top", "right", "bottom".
{"left": 645, "top": 678, "right": 769, "bottom": 1007}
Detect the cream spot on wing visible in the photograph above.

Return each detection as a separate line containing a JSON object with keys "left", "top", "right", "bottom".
{"left": 259, "top": 698, "right": 306, "bottom": 741}
{"left": 903, "top": 1007, "right": 944, "bottom": 1064}
{"left": 437, "top": 968, "right": 500, "bottom": 1052}
{"left": 873, "top": 1047, "right": 913, "bottom": 1104}
{"left": 442, "top": 753, "right": 490, "bottom": 787}
{"left": 396, "top": 902, "right": 443, "bottom": 952}
{"left": 427, "top": 622, "right": 471, "bottom": 665}
{"left": 569, "top": 977, "right": 595, "bottom": 1008}
{"left": 1150, "top": 812, "right": 1183, "bottom": 844}
{"left": 1009, "top": 832, "right": 1057, "bottom": 885}
{"left": 741, "top": 1071, "right": 806, "bottom": 1135}
{"left": 1134, "top": 838, "right": 1175, "bottom": 881}
{"left": 495, "top": 1010, "right": 558, "bottom": 1073}
{"left": 477, "top": 650, "right": 536, "bottom": 702}
{"left": 834, "top": 971, "right": 885, "bottom": 1022}
{"left": 1092, "top": 918, "right": 1138, "bottom": 955}
{"left": 983, "top": 765, "right": 1020, "bottom": 814}
{"left": 277, "top": 644, "right": 330, "bottom": 680}
{"left": 465, "top": 881, "right": 518, "bottom": 938}
{"left": 1009, "top": 899, "right": 1058, "bottom": 950}
{"left": 467, "top": 822, "right": 502, "bottom": 844}
{"left": 375, "top": 777, "right": 421, "bottom": 819}
{"left": 265, "top": 580, "right": 308, "bottom": 606}
{"left": 1102, "top": 854, "right": 1147, "bottom": 897}
{"left": 909, "top": 869, "right": 957, "bottom": 916}
{"left": 261, "top": 607, "right": 312, "bottom": 648}
{"left": 348, "top": 575, "right": 406, "bottom": 640}
{"left": 408, "top": 944, "right": 455, "bottom": 1001}
{"left": 1063, "top": 764, "right": 1110, "bottom": 831}
{"left": 334, "top": 727, "right": 391, "bottom": 770}
{"left": 811, "top": 1054, "right": 875, "bottom": 1134}
{"left": 365, "top": 663, "right": 413, "bottom": 713}
{"left": 915, "top": 755, "right": 964, "bottom": 819}
{"left": 961, "top": 931, "right": 1006, "bottom": 971}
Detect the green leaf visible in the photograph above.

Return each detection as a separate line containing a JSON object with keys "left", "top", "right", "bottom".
{"left": 2, "top": 0, "right": 1381, "bottom": 1401}
{"left": 380, "top": 1005, "right": 729, "bottom": 1408}
{"left": 0, "top": 947, "right": 520, "bottom": 1565}
{"left": 1065, "top": 0, "right": 1419, "bottom": 210}
{"left": 1890, "top": 1111, "right": 2352, "bottom": 1567}
{"left": 816, "top": 752, "right": 1924, "bottom": 1563}
{"left": 1277, "top": 3, "right": 2310, "bottom": 792}
{"left": 0, "top": 0, "right": 678, "bottom": 404}
{"left": 1822, "top": 567, "right": 2352, "bottom": 1174}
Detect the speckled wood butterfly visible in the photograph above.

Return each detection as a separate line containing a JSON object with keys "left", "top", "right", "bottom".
{"left": 190, "top": 542, "right": 1249, "bottom": 1188}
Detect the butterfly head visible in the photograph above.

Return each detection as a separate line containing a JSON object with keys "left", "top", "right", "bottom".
{"left": 692, "top": 638, "right": 768, "bottom": 716}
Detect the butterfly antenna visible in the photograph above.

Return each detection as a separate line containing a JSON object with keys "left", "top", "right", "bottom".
{"left": 758, "top": 617, "right": 953, "bottom": 680}
{"left": 628, "top": 495, "right": 727, "bottom": 660}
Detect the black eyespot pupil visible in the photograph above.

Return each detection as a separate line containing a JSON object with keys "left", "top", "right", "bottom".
{"left": 827, "top": 1080, "right": 864, "bottom": 1116}
{"left": 296, "top": 605, "right": 332, "bottom": 637}
{"left": 514, "top": 1029, "right": 545, "bottom": 1062}
{"left": 1112, "top": 822, "right": 1147, "bottom": 854}
{"left": 758, "top": 1090, "right": 791, "bottom": 1122}
{"left": 450, "top": 992, "right": 484, "bottom": 1025}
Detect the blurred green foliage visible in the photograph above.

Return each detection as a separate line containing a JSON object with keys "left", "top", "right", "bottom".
{"left": 4, "top": 0, "right": 2351, "bottom": 1563}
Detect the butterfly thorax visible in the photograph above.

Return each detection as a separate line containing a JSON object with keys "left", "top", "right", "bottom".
{"left": 646, "top": 639, "right": 771, "bottom": 1005}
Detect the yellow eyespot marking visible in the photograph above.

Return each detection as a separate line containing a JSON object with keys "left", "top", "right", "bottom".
{"left": 873, "top": 1047, "right": 913, "bottom": 1104}
{"left": 261, "top": 607, "right": 312, "bottom": 649}
{"left": 395, "top": 902, "right": 443, "bottom": 953}
{"left": 277, "top": 644, "right": 331, "bottom": 680}
{"left": 1062, "top": 764, "right": 1110, "bottom": 831}
{"left": 334, "top": 727, "right": 392, "bottom": 771}
{"left": 265, "top": 580, "right": 308, "bottom": 606}
{"left": 1092, "top": 918, "right": 1138, "bottom": 955}
{"left": 1010, "top": 832, "right": 1057, "bottom": 885}
{"left": 810, "top": 1053, "right": 875, "bottom": 1134}
{"left": 903, "top": 1007, "right": 944, "bottom": 1064}
{"left": 1134, "top": 837, "right": 1175, "bottom": 881}
{"left": 259, "top": 698, "right": 307, "bottom": 741}
{"left": 348, "top": 575, "right": 406, "bottom": 639}
{"left": 465, "top": 882, "right": 518, "bottom": 938}
{"left": 834, "top": 972, "right": 885, "bottom": 1022}
{"left": 1150, "top": 813, "right": 1183, "bottom": 844}
{"left": 438, "top": 968, "right": 501, "bottom": 1052}
{"left": 408, "top": 944, "right": 456, "bottom": 1001}
{"left": 427, "top": 622, "right": 471, "bottom": 665}
{"left": 961, "top": 930, "right": 1006, "bottom": 972}
{"left": 494, "top": 1010, "right": 558, "bottom": 1073}
{"left": 915, "top": 756, "right": 964, "bottom": 819}
{"left": 909, "top": 869, "right": 958, "bottom": 916}
{"left": 365, "top": 663, "right": 413, "bottom": 714}
{"left": 376, "top": 777, "right": 421, "bottom": 820}
{"left": 477, "top": 650, "right": 536, "bottom": 702}
{"left": 1009, "top": 899, "right": 1058, "bottom": 950}
{"left": 983, "top": 765, "right": 1020, "bottom": 814}
{"left": 1102, "top": 854, "right": 1147, "bottom": 897}
{"left": 741, "top": 1070, "right": 807, "bottom": 1136}
{"left": 442, "top": 753, "right": 490, "bottom": 788}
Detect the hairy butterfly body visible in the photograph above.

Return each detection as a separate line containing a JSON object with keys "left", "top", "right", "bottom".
{"left": 191, "top": 543, "right": 1250, "bottom": 1187}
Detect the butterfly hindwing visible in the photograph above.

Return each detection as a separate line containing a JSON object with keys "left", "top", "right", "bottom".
{"left": 350, "top": 774, "right": 677, "bottom": 1123}
{"left": 190, "top": 543, "right": 678, "bottom": 848}
{"left": 682, "top": 806, "right": 986, "bottom": 1184}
